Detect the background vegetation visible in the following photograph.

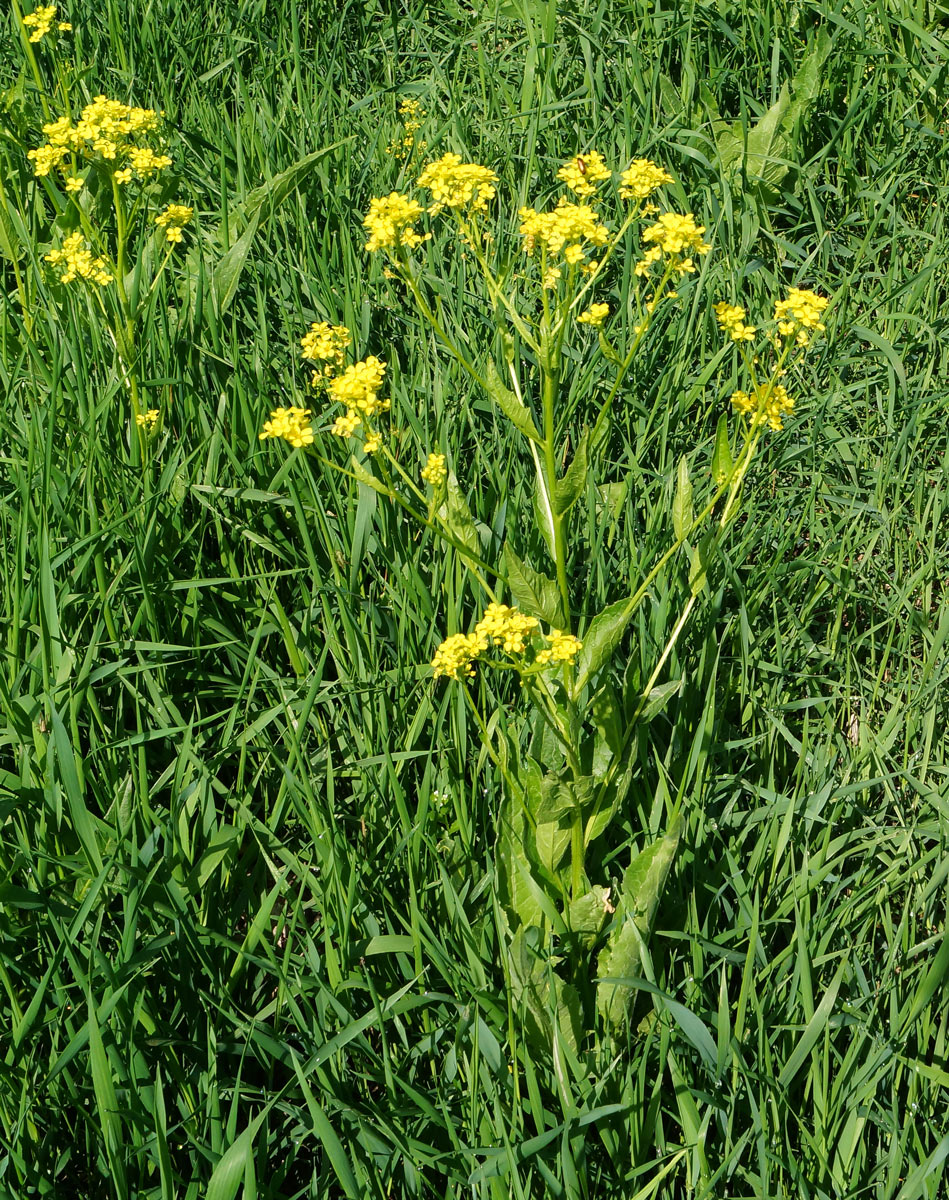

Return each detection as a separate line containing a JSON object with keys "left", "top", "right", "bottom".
{"left": 1, "top": 0, "right": 948, "bottom": 1196}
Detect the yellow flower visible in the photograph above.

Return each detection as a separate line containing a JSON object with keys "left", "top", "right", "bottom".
{"left": 535, "top": 629, "right": 582, "bottom": 665}
{"left": 113, "top": 168, "right": 133, "bottom": 185}
{"left": 259, "top": 406, "right": 314, "bottom": 447}
{"left": 542, "top": 267, "right": 561, "bottom": 289}
{"left": 619, "top": 159, "right": 674, "bottom": 200}
{"left": 416, "top": 153, "right": 498, "bottom": 215}
{"left": 557, "top": 151, "right": 611, "bottom": 198}
{"left": 300, "top": 321, "right": 351, "bottom": 377}
{"left": 714, "top": 300, "right": 756, "bottom": 343}
{"left": 730, "top": 383, "right": 795, "bottom": 431}
{"left": 63, "top": 175, "right": 83, "bottom": 193}
{"left": 474, "top": 603, "right": 539, "bottom": 655}
{"left": 29, "top": 96, "right": 170, "bottom": 183}
{"left": 431, "top": 632, "right": 483, "bottom": 680}
{"left": 154, "top": 203, "right": 193, "bottom": 244}
{"left": 136, "top": 409, "right": 160, "bottom": 429}
{"left": 22, "top": 5, "right": 60, "bottom": 41}
{"left": 773, "top": 287, "right": 828, "bottom": 346}
{"left": 328, "top": 356, "right": 388, "bottom": 417}
{"left": 577, "top": 302, "right": 609, "bottom": 327}
{"left": 45, "top": 232, "right": 112, "bottom": 285}
{"left": 363, "top": 192, "right": 428, "bottom": 253}
{"left": 363, "top": 431, "right": 382, "bottom": 454}
{"left": 330, "top": 410, "right": 361, "bottom": 438}
{"left": 640, "top": 212, "right": 711, "bottom": 274}
{"left": 518, "top": 198, "right": 609, "bottom": 263}
{"left": 421, "top": 453, "right": 447, "bottom": 487}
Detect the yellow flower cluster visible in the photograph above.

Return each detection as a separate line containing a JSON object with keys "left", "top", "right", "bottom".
{"left": 328, "top": 356, "right": 389, "bottom": 420}
{"left": 431, "top": 604, "right": 583, "bottom": 679}
{"left": 730, "top": 383, "right": 795, "bottom": 431}
{"left": 557, "top": 151, "right": 611, "bottom": 198}
{"left": 421, "top": 453, "right": 447, "bottom": 487}
{"left": 45, "top": 233, "right": 112, "bottom": 285}
{"left": 259, "top": 406, "right": 314, "bottom": 448}
{"left": 154, "top": 203, "right": 193, "bottom": 244}
{"left": 774, "top": 287, "right": 828, "bottom": 345}
{"left": 577, "top": 302, "right": 609, "bottom": 327}
{"left": 619, "top": 159, "right": 674, "bottom": 200}
{"left": 535, "top": 630, "right": 582, "bottom": 665}
{"left": 28, "top": 96, "right": 171, "bottom": 191}
{"left": 639, "top": 212, "right": 711, "bottom": 275}
{"left": 518, "top": 199, "right": 609, "bottom": 264}
{"left": 136, "top": 409, "right": 160, "bottom": 429}
{"left": 714, "top": 301, "right": 756, "bottom": 342}
{"left": 363, "top": 192, "right": 428, "bottom": 253}
{"left": 300, "top": 321, "right": 351, "bottom": 385}
{"left": 387, "top": 97, "right": 427, "bottom": 159}
{"left": 22, "top": 5, "right": 71, "bottom": 42}
{"left": 417, "top": 153, "right": 499, "bottom": 215}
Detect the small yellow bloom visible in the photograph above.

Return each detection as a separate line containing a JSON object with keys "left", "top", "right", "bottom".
{"left": 300, "top": 321, "right": 351, "bottom": 381}
{"left": 22, "top": 5, "right": 62, "bottom": 41}
{"left": 155, "top": 203, "right": 193, "bottom": 244}
{"left": 619, "top": 158, "right": 674, "bottom": 200}
{"left": 518, "top": 198, "right": 609, "bottom": 263}
{"left": 416, "top": 153, "right": 498, "bottom": 215}
{"left": 431, "top": 632, "right": 483, "bottom": 680}
{"left": 259, "top": 406, "right": 314, "bottom": 448}
{"left": 330, "top": 410, "right": 361, "bottom": 439}
{"left": 363, "top": 192, "right": 428, "bottom": 253}
{"left": 535, "top": 629, "right": 582, "bottom": 665}
{"left": 113, "top": 168, "right": 133, "bottom": 185}
{"left": 557, "top": 151, "right": 611, "bottom": 198}
{"left": 474, "top": 603, "right": 539, "bottom": 655}
{"left": 730, "top": 383, "right": 795, "bottom": 431}
{"left": 45, "top": 232, "right": 112, "bottom": 285}
{"left": 773, "top": 287, "right": 828, "bottom": 346}
{"left": 363, "top": 431, "right": 382, "bottom": 454}
{"left": 136, "top": 409, "right": 160, "bottom": 429}
{"left": 421, "top": 453, "right": 447, "bottom": 487}
{"left": 577, "top": 302, "right": 609, "bottom": 327}
{"left": 714, "top": 300, "right": 756, "bottom": 343}
{"left": 63, "top": 175, "right": 83, "bottom": 193}
{"left": 328, "top": 356, "right": 388, "bottom": 417}
{"left": 542, "top": 267, "right": 562, "bottom": 289}
{"left": 640, "top": 212, "right": 711, "bottom": 274}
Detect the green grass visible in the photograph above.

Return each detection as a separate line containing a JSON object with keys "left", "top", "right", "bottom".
{"left": 1, "top": 0, "right": 948, "bottom": 1196}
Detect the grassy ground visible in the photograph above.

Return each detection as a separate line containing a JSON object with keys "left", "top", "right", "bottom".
{"left": 1, "top": 0, "right": 948, "bottom": 1196}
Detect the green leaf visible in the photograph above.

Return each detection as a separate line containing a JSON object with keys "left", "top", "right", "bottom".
{"left": 483, "top": 357, "right": 541, "bottom": 442}
{"left": 504, "top": 543, "right": 564, "bottom": 627}
{"left": 711, "top": 414, "right": 733, "bottom": 485}
{"left": 672, "top": 455, "right": 693, "bottom": 541}
{"left": 596, "top": 915, "right": 646, "bottom": 1028}
{"left": 571, "top": 594, "right": 639, "bottom": 699}
{"left": 553, "top": 428, "right": 590, "bottom": 517}
{"left": 623, "top": 820, "right": 681, "bottom": 936}
{"left": 349, "top": 455, "right": 391, "bottom": 496}
{"left": 597, "top": 330, "right": 623, "bottom": 365}
{"left": 639, "top": 678, "right": 683, "bottom": 724}
{"left": 591, "top": 682, "right": 623, "bottom": 759}
{"left": 497, "top": 794, "right": 545, "bottom": 930}
{"left": 532, "top": 474, "right": 556, "bottom": 560}
{"left": 688, "top": 531, "right": 715, "bottom": 596}
{"left": 567, "top": 885, "right": 614, "bottom": 946}
{"left": 87, "top": 998, "right": 127, "bottom": 1197}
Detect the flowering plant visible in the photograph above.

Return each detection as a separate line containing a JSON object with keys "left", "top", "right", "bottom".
{"left": 259, "top": 117, "right": 829, "bottom": 1043}
{"left": 5, "top": 3, "right": 194, "bottom": 445}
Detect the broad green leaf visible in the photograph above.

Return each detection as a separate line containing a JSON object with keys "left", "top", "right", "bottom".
{"left": 444, "top": 475, "right": 481, "bottom": 558}
{"left": 689, "top": 531, "right": 715, "bottom": 596}
{"left": 571, "top": 594, "right": 639, "bottom": 698}
{"left": 591, "top": 682, "right": 623, "bottom": 759}
{"left": 711, "top": 414, "right": 733, "bottom": 485}
{"left": 567, "top": 885, "right": 613, "bottom": 945}
{"left": 623, "top": 820, "right": 681, "bottom": 936}
{"left": 672, "top": 455, "right": 693, "bottom": 541}
{"left": 596, "top": 914, "right": 646, "bottom": 1028}
{"left": 497, "top": 795, "right": 545, "bottom": 930}
{"left": 553, "top": 428, "right": 590, "bottom": 517}
{"left": 483, "top": 357, "right": 541, "bottom": 442}
{"left": 639, "top": 678, "right": 683, "bottom": 724}
{"left": 504, "top": 543, "right": 564, "bottom": 626}
{"left": 532, "top": 474, "right": 556, "bottom": 560}
{"left": 535, "top": 814, "right": 571, "bottom": 875}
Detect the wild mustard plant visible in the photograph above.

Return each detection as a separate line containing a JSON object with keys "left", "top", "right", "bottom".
{"left": 260, "top": 144, "right": 829, "bottom": 1041}
{"left": 8, "top": 7, "right": 194, "bottom": 444}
